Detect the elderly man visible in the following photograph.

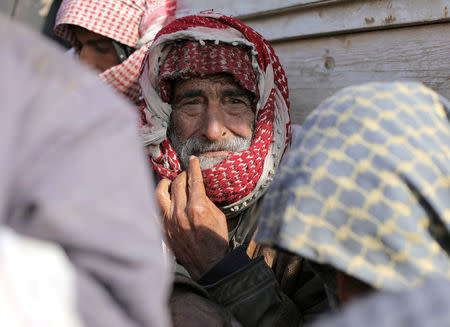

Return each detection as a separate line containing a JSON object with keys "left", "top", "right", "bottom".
{"left": 139, "top": 13, "right": 331, "bottom": 327}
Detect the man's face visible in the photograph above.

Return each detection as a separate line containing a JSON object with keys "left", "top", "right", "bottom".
{"left": 169, "top": 74, "right": 255, "bottom": 170}
{"left": 73, "top": 26, "right": 120, "bottom": 72}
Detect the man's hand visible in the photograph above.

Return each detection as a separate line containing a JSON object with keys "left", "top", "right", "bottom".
{"left": 157, "top": 156, "right": 229, "bottom": 280}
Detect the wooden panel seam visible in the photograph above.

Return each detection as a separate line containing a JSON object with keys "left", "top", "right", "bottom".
{"left": 265, "top": 18, "right": 450, "bottom": 44}
{"left": 235, "top": 0, "right": 351, "bottom": 20}
{"left": 238, "top": 0, "right": 450, "bottom": 42}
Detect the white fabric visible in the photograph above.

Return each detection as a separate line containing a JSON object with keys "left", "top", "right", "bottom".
{"left": 0, "top": 227, "right": 84, "bottom": 327}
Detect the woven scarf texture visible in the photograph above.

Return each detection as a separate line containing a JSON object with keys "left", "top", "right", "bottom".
{"left": 256, "top": 82, "right": 450, "bottom": 290}
{"left": 55, "top": 0, "right": 177, "bottom": 104}
{"left": 139, "top": 13, "right": 291, "bottom": 215}
{"left": 158, "top": 40, "right": 258, "bottom": 104}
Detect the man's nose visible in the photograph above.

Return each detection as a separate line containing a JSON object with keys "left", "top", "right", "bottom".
{"left": 79, "top": 48, "right": 90, "bottom": 65}
{"left": 201, "top": 102, "right": 228, "bottom": 142}
{"left": 79, "top": 48, "right": 100, "bottom": 72}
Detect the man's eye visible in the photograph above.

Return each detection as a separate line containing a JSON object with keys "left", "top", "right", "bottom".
{"left": 177, "top": 98, "right": 203, "bottom": 108}
{"left": 227, "top": 97, "right": 251, "bottom": 106}
{"left": 175, "top": 100, "right": 203, "bottom": 116}
{"left": 185, "top": 99, "right": 201, "bottom": 105}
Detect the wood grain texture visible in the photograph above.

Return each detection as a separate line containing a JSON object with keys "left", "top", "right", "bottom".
{"left": 177, "top": 0, "right": 450, "bottom": 42}
{"left": 243, "top": 0, "right": 450, "bottom": 42}
{"left": 274, "top": 23, "right": 450, "bottom": 124}
{"left": 176, "top": 0, "right": 346, "bottom": 18}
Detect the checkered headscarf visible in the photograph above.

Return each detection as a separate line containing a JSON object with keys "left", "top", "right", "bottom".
{"left": 158, "top": 40, "right": 258, "bottom": 104}
{"left": 55, "top": 0, "right": 177, "bottom": 104}
{"left": 139, "top": 13, "right": 291, "bottom": 215}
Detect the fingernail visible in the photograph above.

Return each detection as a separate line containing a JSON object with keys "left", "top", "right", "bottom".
{"left": 189, "top": 155, "right": 196, "bottom": 160}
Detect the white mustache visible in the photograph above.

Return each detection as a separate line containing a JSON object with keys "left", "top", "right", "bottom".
{"left": 184, "top": 137, "right": 250, "bottom": 155}
{"left": 171, "top": 134, "right": 252, "bottom": 170}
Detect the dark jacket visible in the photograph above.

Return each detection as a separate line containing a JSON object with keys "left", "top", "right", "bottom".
{"left": 172, "top": 198, "right": 335, "bottom": 327}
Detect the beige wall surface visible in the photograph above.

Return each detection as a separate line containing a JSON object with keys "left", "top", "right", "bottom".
{"left": 179, "top": 0, "right": 450, "bottom": 40}
{"left": 275, "top": 23, "right": 450, "bottom": 123}
{"left": 0, "top": 0, "right": 51, "bottom": 31}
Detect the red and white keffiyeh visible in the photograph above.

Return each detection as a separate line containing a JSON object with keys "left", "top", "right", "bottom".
{"left": 140, "top": 13, "right": 291, "bottom": 215}
{"left": 55, "top": 0, "right": 177, "bottom": 104}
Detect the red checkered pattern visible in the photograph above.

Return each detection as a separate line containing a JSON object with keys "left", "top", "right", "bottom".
{"left": 140, "top": 13, "right": 291, "bottom": 211}
{"left": 158, "top": 40, "right": 258, "bottom": 104}
{"left": 55, "top": 0, "right": 177, "bottom": 104}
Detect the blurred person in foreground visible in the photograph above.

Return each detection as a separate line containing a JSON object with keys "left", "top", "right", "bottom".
{"left": 54, "top": 0, "right": 177, "bottom": 105}
{"left": 139, "top": 12, "right": 331, "bottom": 327}
{"left": 0, "top": 14, "right": 171, "bottom": 327}
{"left": 256, "top": 82, "right": 450, "bottom": 315}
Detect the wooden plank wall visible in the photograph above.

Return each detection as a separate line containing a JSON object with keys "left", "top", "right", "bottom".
{"left": 0, "top": 0, "right": 50, "bottom": 31}
{"left": 277, "top": 23, "right": 450, "bottom": 123}
{"left": 177, "top": 0, "right": 450, "bottom": 124}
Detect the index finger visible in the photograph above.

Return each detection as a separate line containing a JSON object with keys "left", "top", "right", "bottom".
{"left": 187, "top": 155, "right": 206, "bottom": 197}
